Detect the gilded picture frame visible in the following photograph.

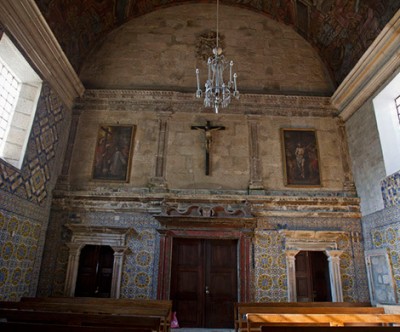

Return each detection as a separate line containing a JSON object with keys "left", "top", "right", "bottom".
{"left": 92, "top": 125, "right": 135, "bottom": 182}
{"left": 281, "top": 128, "right": 321, "bottom": 187}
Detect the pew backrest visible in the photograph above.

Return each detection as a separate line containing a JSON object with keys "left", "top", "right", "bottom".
{"left": 246, "top": 313, "right": 400, "bottom": 332}
{"left": 234, "top": 303, "right": 373, "bottom": 332}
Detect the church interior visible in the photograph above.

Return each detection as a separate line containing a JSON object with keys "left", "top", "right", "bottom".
{"left": 1, "top": 0, "right": 400, "bottom": 329}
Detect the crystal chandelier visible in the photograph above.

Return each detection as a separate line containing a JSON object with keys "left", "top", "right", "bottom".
{"left": 195, "top": 0, "right": 239, "bottom": 113}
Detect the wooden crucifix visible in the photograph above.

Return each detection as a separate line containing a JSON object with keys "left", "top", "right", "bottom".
{"left": 191, "top": 120, "right": 225, "bottom": 175}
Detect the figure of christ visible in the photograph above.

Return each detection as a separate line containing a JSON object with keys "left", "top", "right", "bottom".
{"left": 191, "top": 121, "right": 225, "bottom": 175}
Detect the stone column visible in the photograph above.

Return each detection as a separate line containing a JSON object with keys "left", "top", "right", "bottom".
{"left": 110, "top": 246, "right": 129, "bottom": 298}
{"left": 326, "top": 250, "right": 344, "bottom": 302}
{"left": 149, "top": 110, "right": 172, "bottom": 192}
{"left": 337, "top": 118, "right": 356, "bottom": 193}
{"left": 64, "top": 242, "right": 84, "bottom": 296}
{"left": 247, "top": 115, "right": 264, "bottom": 193}
{"left": 285, "top": 250, "right": 300, "bottom": 301}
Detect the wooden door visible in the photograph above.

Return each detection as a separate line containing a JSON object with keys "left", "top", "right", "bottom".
{"left": 75, "top": 245, "right": 114, "bottom": 298}
{"left": 170, "top": 238, "right": 237, "bottom": 328}
{"left": 295, "top": 251, "right": 331, "bottom": 302}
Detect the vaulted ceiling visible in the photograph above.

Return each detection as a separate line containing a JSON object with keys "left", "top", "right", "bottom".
{"left": 35, "top": 0, "right": 399, "bottom": 88}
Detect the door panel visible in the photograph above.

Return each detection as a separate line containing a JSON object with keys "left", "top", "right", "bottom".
{"left": 295, "top": 251, "right": 312, "bottom": 302}
{"left": 75, "top": 245, "right": 114, "bottom": 298}
{"left": 170, "top": 238, "right": 237, "bottom": 328}
{"left": 295, "top": 251, "right": 331, "bottom": 302}
{"left": 170, "top": 239, "right": 204, "bottom": 327}
{"left": 205, "top": 240, "right": 237, "bottom": 328}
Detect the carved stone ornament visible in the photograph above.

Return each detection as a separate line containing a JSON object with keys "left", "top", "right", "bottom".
{"left": 160, "top": 201, "right": 252, "bottom": 218}
{"left": 195, "top": 30, "right": 226, "bottom": 61}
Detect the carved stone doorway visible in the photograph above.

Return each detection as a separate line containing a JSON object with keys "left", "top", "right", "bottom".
{"left": 64, "top": 224, "right": 132, "bottom": 298}
{"left": 280, "top": 230, "right": 345, "bottom": 302}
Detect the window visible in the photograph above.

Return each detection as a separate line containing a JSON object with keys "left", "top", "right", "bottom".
{"left": 0, "top": 33, "right": 42, "bottom": 169}
{"left": 395, "top": 94, "right": 400, "bottom": 125}
{"left": 373, "top": 71, "right": 400, "bottom": 176}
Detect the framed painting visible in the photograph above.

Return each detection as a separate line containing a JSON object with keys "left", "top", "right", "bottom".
{"left": 92, "top": 125, "right": 135, "bottom": 182}
{"left": 281, "top": 128, "right": 321, "bottom": 186}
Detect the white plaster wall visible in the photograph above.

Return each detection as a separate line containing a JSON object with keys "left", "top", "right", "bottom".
{"left": 79, "top": 4, "right": 334, "bottom": 96}
{"left": 346, "top": 101, "right": 385, "bottom": 216}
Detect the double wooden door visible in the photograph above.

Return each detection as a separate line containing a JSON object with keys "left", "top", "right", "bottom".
{"left": 170, "top": 238, "right": 238, "bottom": 328}
{"left": 295, "top": 250, "right": 332, "bottom": 302}
{"left": 75, "top": 245, "right": 114, "bottom": 298}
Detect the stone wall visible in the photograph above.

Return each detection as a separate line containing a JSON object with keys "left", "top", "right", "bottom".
{"left": 79, "top": 4, "right": 334, "bottom": 96}
{"left": 67, "top": 90, "right": 347, "bottom": 194}
{"left": 39, "top": 89, "right": 368, "bottom": 302}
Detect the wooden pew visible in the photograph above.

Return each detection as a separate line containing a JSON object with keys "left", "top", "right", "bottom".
{"left": 260, "top": 327, "right": 400, "bottom": 332}
{"left": 0, "top": 298, "right": 170, "bottom": 332}
{"left": 20, "top": 297, "right": 172, "bottom": 332}
{"left": 0, "top": 321, "right": 160, "bottom": 332}
{"left": 246, "top": 313, "right": 400, "bottom": 332}
{"left": 235, "top": 303, "right": 373, "bottom": 332}
{"left": 0, "top": 307, "right": 161, "bottom": 331}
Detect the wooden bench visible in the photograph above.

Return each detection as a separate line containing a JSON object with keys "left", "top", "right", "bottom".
{"left": 260, "top": 327, "right": 400, "bottom": 332}
{"left": 0, "top": 321, "right": 160, "bottom": 332}
{"left": 235, "top": 303, "right": 374, "bottom": 332}
{"left": 246, "top": 313, "right": 400, "bottom": 332}
{"left": 0, "top": 307, "right": 161, "bottom": 331}
{"left": 0, "top": 297, "right": 171, "bottom": 332}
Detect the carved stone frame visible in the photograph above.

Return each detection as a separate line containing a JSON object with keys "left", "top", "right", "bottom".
{"left": 64, "top": 224, "right": 133, "bottom": 298}
{"left": 280, "top": 230, "right": 345, "bottom": 302}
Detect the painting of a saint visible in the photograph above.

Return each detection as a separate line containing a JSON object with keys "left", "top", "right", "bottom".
{"left": 281, "top": 128, "right": 321, "bottom": 186}
{"left": 92, "top": 125, "right": 135, "bottom": 181}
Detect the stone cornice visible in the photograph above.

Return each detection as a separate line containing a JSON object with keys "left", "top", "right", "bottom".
{"left": 332, "top": 9, "right": 400, "bottom": 121}
{"left": 78, "top": 89, "right": 338, "bottom": 117}
{"left": 51, "top": 190, "right": 361, "bottom": 218}
{"left": 0, "top": 0, "right": 84, "bottom": 110}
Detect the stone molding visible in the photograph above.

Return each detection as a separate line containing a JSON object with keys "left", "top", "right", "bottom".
{"left": 0, "top": 0, "right": 84, "bottom": 110}
{"left": 50, "top": 191, "right": 361, "bottom": 218}
{"left": 332, "top": 10, "right": 400, "bottom": 121}
{"left": 79, "top": 89, "right": 338, "bottom": 117}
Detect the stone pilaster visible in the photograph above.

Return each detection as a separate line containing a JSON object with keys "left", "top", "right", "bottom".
{"left": 337, "top": 118, "right": 356, "bottom": 193}
{"left": 247, "top": 115, "right": 264, "bottom": 193}
{"left": 149, "top": 110, "right": 172, "bottom": 192}
{"left": 326, "top": 250, "right": 344, "bottom": 302}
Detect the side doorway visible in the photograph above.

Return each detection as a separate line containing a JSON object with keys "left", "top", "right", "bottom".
{"left": 170, "top": 238, "right": 238, "bottom": 328}
{"left": 75, "top": 245, "right": 114, "bottom": 297}
{"left": 295, "top": 250, "right": 331, "bottom": 302}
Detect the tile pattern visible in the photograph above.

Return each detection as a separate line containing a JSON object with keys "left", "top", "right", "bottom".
{"left": 255, "top": 217, "right": 369, "bottom": 302}
{"left": 0, "top": 210, "right": 42, "bottom": 300}
{"left": 382, "top": 170, "right": 400, "bottom": 208}
{"left": 41, "top": 211, "right": 160, "bottom": 299}
{"left": 0, "top": 83, "right": 70, "bottom": 300}
{"left": 0, "top": 83, "right": 65, "bottom": 205}
{"left": 41, "top": 211, "right": 369, "bottom": 303}
{"left": 363, "top": 206, "right": 400, "bottom": 301}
